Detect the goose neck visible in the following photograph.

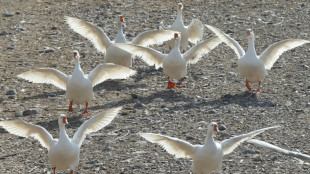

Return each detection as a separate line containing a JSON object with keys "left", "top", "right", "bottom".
{"left": 205, "top": 131, "right": 214, "bottom": 144}
{"left": 246, "top": 36, "right": 257, "bottom": 55}
{"left": 59, "top": 125, "right": 70, "bottom": 142}
{"left": 176, "top": 10, "right": 183, "bottom": 23}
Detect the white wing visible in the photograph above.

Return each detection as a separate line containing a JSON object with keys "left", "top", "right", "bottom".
{"left": 131, "top": 30, "right": 177, "bottom": 47}
{"left": 187, "top": 19, "right": 204, "bottom": 44}
{"left": 115, "top": 43, "right": 165, "bottom": 69}
{"left": 184, "top": 37, "right": 222, "bottom": 64}
{"left": 248, "top": 139, "right": 310, "bottom": 163}
{"left": 205, "top": 24, "right": 245, "bottom": 58}
{"left": 139, "top": 133, "right": 196, "bottom": 158}
{"left": 72, "top": 107, "right": 121, "bottom": 147}
{"left": 66, "top": 16, "right": 112, "bottom": 53}
{"left": 17, "top": 68, "right": 69, "bottom": 90}
{"left": 259, "top": 39, "right": 309, "bottom": 70}
{"left": 0, "top": 121, "right": 54, "bottom": 149}
{"left": 221, "top": 126, "right": 279, "bottom": 155}
{"left": 88, "top": 63, "right": 136, "bottom": 87}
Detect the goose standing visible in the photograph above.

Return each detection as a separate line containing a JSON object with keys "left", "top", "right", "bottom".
{"left": 140, "top": 122, "right": 279, "bottom": 174}
{"left": 0, "top": 107, "right": 121, "bottom": 174}
{"left": 17, "top": 51, "right": 135, "bottom": 114}
{"left": 115, "top": 33, "right": 222, "bottom": 88}
{"left": 248, "top": 139, "right": 310, "bottom": 163}
{"left": 206, "top": 25, "right": 309, "bottom": 93}
{"left": 66, "top": 15, "right": 177, "bottom": 67}
{"left": 164, "top": 3, "right": 204, "bottom": 53}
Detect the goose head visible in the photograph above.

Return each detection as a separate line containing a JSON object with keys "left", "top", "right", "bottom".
{"left": 115, "top": 15, "right": 126, "bottom": 43}
{"left": 58, "top": 114, "right": 68, "bottom": 127}
{"left": 173, "top": 33, "right": 181, "bottom": 50}
{"left": 178, "top": 3, "right": 183, "bottom": 11}
{"left": 73, "top": 50, "right": 80, "bottom": 64}
{"left": 208, "top": 122, "right": 219, "bottom": 133}
{"left": 117, "top": 15, "right": 126, "bottom": 27}
{"left": 246, "top": 29, "right": 255, "bottom": 41}
{"left": 245, "top": 29, "right": 256, "bottom": 55}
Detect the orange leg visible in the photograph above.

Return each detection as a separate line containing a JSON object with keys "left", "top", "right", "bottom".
{"left": 167, "top": 77, "right": 175, "bottom": 89}
{"left": 176, "top": 78, "right": 185, "bottom": 88}
{"left": 246, "top": 79, "right": 252, "bottom": 91}
{"left": 53, "top": 167, "right": 56, "bottom": 174}
{"left": 254, "top": 81, "right": 261, "bottom": 93}
{"left": 68, "top": 101, "right": 73, "bottom": 112}
{"left": 82, "top": 102, "right": 89, "bottom": 114}
{"left": 70, "top": 170, "right": 74, "bottom": 174}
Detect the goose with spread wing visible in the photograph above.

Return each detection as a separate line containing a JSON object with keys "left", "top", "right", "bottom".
{"left": 116, "top": 33, "right": 222, "bottom": 88}
{"left": 163, "top": 3, "right": 204, "bottom": 53}
{"left": 66, "top": 15, "right": 177, "bottom": 67}
{"left": 140, "top": 122, "right": 279, "bottom": 174}
{"left": 205, "top": 25, "right": 309, "bottom": 93}
{"left": 17, "top": 51, "right": 135, "bottom": 114}
{"left": 0, "top": 107, "right": 121, "bottom": 174}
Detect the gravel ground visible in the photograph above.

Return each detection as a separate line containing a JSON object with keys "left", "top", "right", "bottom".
{"left": 0, "top": 0, "right": 309, "bottom": 173}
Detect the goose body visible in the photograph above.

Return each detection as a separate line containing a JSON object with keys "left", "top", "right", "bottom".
{"left": 66, "top": 16, "right": 177, "bottom": 67}
{"left": 17, "top": 51, "right": 136, "bottom": 114}
{"left": 165, "top": 3, "right": 204, "bottom": 53}
{"left": 140, "top": 122, "right": 279, "bottom": 174}
{"left": 0, "top": 107, "right": 121, "bottom": 173}
{"left": 206, "top": 25, "right": 309, "bottom": 92}
{"left": 116, "top": 33, "right": 222, "bottom": 88}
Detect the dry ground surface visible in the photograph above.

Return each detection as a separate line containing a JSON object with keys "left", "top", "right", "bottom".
{"left": 0, "top": 0, "right": 309, "bottom": 173}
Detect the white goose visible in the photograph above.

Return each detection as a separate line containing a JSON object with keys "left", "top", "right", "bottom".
{"left": 140, "top": 122, "right": 279, "bottom": 174}
{"left": 66, "top": 15, "right": 177, "bottom": 67}
{"left": 206, "top": 25, "right": 310, "bottom": 93}
{"left": 17, "top": 51, "right": 135, "bottom": 114}
{"left": 0, "top": 107, "right": 121, "bottom": 174}
{"left": 248, "top": 139, "right": 310, "bottom": 163}
{"left": 164, "top": 3, "right": 204, "bottom": 53}
{"left": 115, "top": 33, "right": 222, "bottom": 88}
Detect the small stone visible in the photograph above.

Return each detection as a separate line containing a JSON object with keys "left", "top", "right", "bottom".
{"left": 0, "top": 31, "right": 8, "bottom": 36}
{"left": 134, "top": 101, "right": 145, "bottom": 108}
{"left": 218, "top": 125, "right": 226, "bottom": 131}
{"left": 271, "top": 156, "right": 278, "bottom": 161}
{"left": 162, "top": 108, "right": 169, "bottom": 112}
{"left": 285, "top": 101, "right": 292, "bottom": 107}
{"left": 15, "top": 112, "right": 22, "bottom": 117}
{"left": 243, "top": 149, "right": 256, "bottom": 154}
{"left": 86, "top": 161, "right": 95, "bottom": 164}
{"left": 253, "top": 154, "right": 262, "bottom": 161}
{"left": 103, "top": 146, "right": 113, "bottom": 152}
{"left": 7, "top": 46, "right": 15, "bottom": 50}
{"left": 131, "top": 93, "right": 139, "bottom": 99}
{"left": 8, "top": 95, "right": 15, "bottom": 99}
{"left": 38, "top": 48, "right": 55, "bottom": 53}
{"left": 51, "top": 26, "right": 57, "bottom": 30}
{"left": 22, "top": 109, "right": 37, "bottom": 116}
{"left": 153, "top": 98, "right": 164, "bottom": 102}
{"left": 104, "top": 101, "right": 118, "bottom": 107}
{"left": 186, "top": 136, "right": 195, "bottom": 140}
{"left": 2, "top": 13, "right": 14, "bottom": 17}
{"left": 45, "top": 93, "right": 56, "bottom": 97}
{"left": 5, "top": 89, "right": 17, "bottom": 95}
{"left": 226, "top": 29, "right": 233, "bottom": 34}
{"left": 95, "top": 163, "right": 104, "bottom": 167}
{"left": 105, "top": 125, "right": 115, "bottom": 130}
{"left": 134, "top": 162, "right": 146, "bottom": 168}
{"left": 227, "top": 72, "right": 237, "bottom": 76}
{"left": 207, "top": 109, "right": 217, "bottom": 114}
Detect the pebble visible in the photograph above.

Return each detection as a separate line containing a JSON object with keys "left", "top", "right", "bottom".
{"left": 103, "top": 146, "right": 113, "bottom": 152}
{"left": 45, "top": 93, "right": 56, "bottom": 97}
{"left": 105, "top": 125, "right": 115, "bottom": 130}
{"left": 162, "top": 108, "right": 169, "bottom": 112}
{"left": 243, "top": 149, "right": 256, "bottom": 154}
{"left": 104, "top": 101, "right": 118, "bottom": 107}
{"left": 218, "top": 125, "right": 226, "bottom": 131}
{"left": 207, "top": 109, "right": 217, "bottom": 114}
{"left": 15, "top": 112, "right": 22, "bottom": 117}
{"left": 2, "top": 13, "right": 14, "bottom": 17}
{"left": 0, "top": 31, "right": 8, "bottom": 36}
{"left": 51, "top": 26, "right": 57, "bottom": 30}
{"left": 186, "top": 136, "right": 195, "bottom": 140}
{"left": 5, "top": 89, "right": 17, "bottom": 95}
{"left": 226, "top": 29, "right": 233, "bottom": 34}
{"left": 134, "top": 101, "right": 145, "bottom": 108}
{"left": 134, "top": 162, "right": 146, "bottom": 168}
{"left": 153, "top": 98, "right": 164, "bottom": 102}
{"left": 131, "top": 93, "right": 139, "bottom": 99}
{"left": 7, "top": 46, "right": 15, "bottom": 50}
{"left": 22, "top": 109, "right": 37, "bottom": 116}
{"left": 38, "top": 48, "right": 55, "bottom": 53}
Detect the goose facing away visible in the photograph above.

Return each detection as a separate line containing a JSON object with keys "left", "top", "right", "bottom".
{"left": 140, "top": 122, "right": 279, "bottom": 174}
{"left": 165, "top": 3, "right": 204, "bottom": 53}
{"left": 115, "top": 33, "right": 222, "bottom": 88}
{"left": 206, "top": 25, "right": 310, "bottom": 93}
{"left": 66, "top": 15, "right": 177, "bottom": 67}
{"left": 0, "top": 107, "right": 121, "bottom": 174}
{"left": 17, "top": 51, "right": 136, "bottom": 114}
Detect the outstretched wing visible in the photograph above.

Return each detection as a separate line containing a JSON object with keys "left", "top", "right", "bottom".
{"left": 17, "top": 68, "right": 69, "bottom": 90}
{"left": 205, "top": 24, "right": 245, "bottom": 58}
{"left": 66, "top": 16, "right": 112, "bottom": 53}
{"left": 131, "top": 30, "right": 177, "bottom": 47}
{"left": 139, "top": 133, "right": 196, "bottom": 158}
{"left": 88, "top": 63, "right": 136, "bottom": 87}
{"left": 221, "top": 126, "right": 279, "bottom": 155}
{"left": 0, "top": 121, "right": 54, "bottom": 149}
{"left": 115, "top": 43, "right": 165, "bottom": 69}
{"left": 184, "top": 37, "right": 222, "bottom": 64}
{"left": 187, "top": 19, "right": 204, "bottom": 44}
{"left": 259, "top": 39, "right": 309, "bottom": 70}
{"left": 72, "top": 107, "right": 121, "bottom": 147}
{"left": 248, "top": 139, "right": 310, "bottom": 163}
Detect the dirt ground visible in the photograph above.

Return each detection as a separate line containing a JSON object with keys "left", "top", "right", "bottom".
{"left": 0, "top": 0, "right": 309, "bottom": 173}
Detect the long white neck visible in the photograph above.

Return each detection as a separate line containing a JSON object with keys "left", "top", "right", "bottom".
{"left": 173, "top": 38, "right": 181, "bottom": 52}
{"left": 59, "top": 124, "right": 70, "bottom": 143}
{"left": 115, "top": 22, "right": 126, "bottom": 43}
{"left": 204, "top": 131, "right": 214, "bottom": 144}
{"left": 73, "top": 59, "right": 83, "bottom": 75}
{"left": 245, "top": 34, "right": 257, "bottom": 56}
{"left": 176, "top": 9, "right": 184, "bottom": 25}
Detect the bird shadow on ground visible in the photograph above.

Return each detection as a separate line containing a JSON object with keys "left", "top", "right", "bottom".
{"left": 88, "top": 89, "right": 195, "bottom": 111}
{"left": 35, "top": 114, "right": 83, "bottom": 131}
{"left": 169, "top": 91, "right": 275, "bottom": 111}
{"left": 21, "top": 91, "right": 65, "bottom": 101}
{"left": 133, "top": 66, "right": 162, "bottom": 83}
{"left": 94, "top": 79, "right": 148, "bottom": 92}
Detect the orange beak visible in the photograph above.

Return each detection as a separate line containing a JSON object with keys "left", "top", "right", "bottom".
{"left": 120, "top": 15, "right": 124, "bottom": 22}
{"left": 73, "top": 51, "right": 77, "bottom": 59}
{"left": 62, "top": 116, "right": 68, "bottom": 124}
{"left": 246, "top": 29, "right": 251, "bottom": 36}
{"left": 179, "top": 3, "right": 183, "bottom": 9}
{"left": 174, "top": 33, "right": 178, "bottom": 39}
{"left": 214, "top": 124, "right": 219, "bottom": 132}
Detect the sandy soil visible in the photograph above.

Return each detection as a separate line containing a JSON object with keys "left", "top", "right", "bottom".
{"left": 0, "top": 0, "right": 309, "bottom": 173}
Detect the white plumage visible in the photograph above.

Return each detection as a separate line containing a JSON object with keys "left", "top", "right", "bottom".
{"left": 66, "top": 15, "right": 177, "bottom": 67}
{"left": 17, "top": 51, "right": 136, "bottom": 114}
{"left": 140, "top": 122, "right": 279, "bottom": 174}
{"left": 0, "top": 107, "right": 121, "bottom": 174}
